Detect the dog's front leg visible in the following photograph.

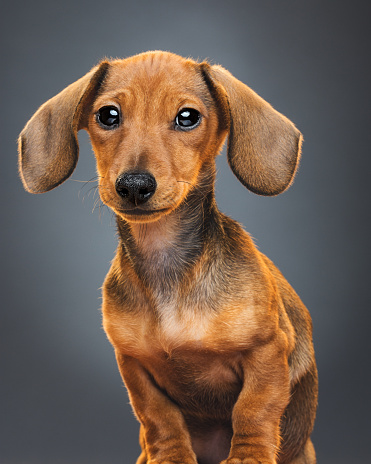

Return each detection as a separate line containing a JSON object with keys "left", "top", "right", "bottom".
{"left": 115, "top": 352, "right": 197, "bottom": 464}
{"left": 222, "top": 333, "right": 290, "bottom": 464}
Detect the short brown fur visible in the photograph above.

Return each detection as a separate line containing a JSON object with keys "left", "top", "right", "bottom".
{"left": 18, "top": 51, "right": 317, "bottom": 464}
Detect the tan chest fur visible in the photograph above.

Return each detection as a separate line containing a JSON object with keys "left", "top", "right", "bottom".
{"left": 102, "top": 290, "right": 266, "bottom": 358}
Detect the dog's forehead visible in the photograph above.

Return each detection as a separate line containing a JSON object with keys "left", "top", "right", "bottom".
{"left": 100, "top": 52, "right": 209, "bottom": 103}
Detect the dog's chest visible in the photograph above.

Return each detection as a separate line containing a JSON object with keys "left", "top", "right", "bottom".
{"left": 156, "top": 297, "right": 215, "bottom": 347}
{"left": 104, "top": 284, "right": 259, "bottom": 361}
{"left": 105, "top": 296, "right": 215, "bottom": 355}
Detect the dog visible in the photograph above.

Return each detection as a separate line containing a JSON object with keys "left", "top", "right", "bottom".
{"left": 18, "top": 51, "right": 318, "bottom": 464}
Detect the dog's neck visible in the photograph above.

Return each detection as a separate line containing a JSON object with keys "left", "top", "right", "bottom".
{"left": 116, "top": 165, "right": 221, "bottom": 291}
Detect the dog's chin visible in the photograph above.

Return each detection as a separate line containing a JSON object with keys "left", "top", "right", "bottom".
{"left": 115, "top": 206, "right": 173, "bottom": 224}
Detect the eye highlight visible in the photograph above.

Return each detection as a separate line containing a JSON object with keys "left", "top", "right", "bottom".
{"left": 96, "top": 106, "right": 121, "bottom": 129}
{"left": 175, "top": 108, "right": 201, "bottom": 131}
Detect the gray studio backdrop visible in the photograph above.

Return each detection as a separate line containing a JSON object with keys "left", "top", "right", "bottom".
{"left": 1, "top": 1, "right": 370, "bottom": 463}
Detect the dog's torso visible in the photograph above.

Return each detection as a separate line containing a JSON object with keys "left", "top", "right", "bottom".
{"left": 102, "top": 198, "right": 311, "bottom": 413}
{"left": 101, "top": 199, "right": 316, "bottom": 463}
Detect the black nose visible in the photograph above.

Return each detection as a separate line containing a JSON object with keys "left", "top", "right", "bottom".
{"left": 115, "top": 172, "right": 157, "bottom": 206}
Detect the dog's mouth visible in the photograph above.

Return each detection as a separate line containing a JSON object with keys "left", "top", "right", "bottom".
{"left": 116, "top": 206, "right": 172, "bottom": 222}
{"left": 121, "top": 207, "right": 168, "bottom": 216}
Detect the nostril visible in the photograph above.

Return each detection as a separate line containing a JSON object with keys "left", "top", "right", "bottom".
{"left": 139, "top": 188, "right": 150, "bottom": 196}
{"left": 115, "top": 178, "right": 130, "bottom": 198}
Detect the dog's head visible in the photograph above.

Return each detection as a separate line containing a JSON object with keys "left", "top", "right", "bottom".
{"left": 18, "top": 51, "right": 302, "bottom": 223}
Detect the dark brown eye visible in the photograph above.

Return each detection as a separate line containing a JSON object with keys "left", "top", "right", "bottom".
{"left": 175, "top": 108, "right": 201, "bottom": 131}
{"left": 96, "top": 106, "right": 120, "bottom": 129}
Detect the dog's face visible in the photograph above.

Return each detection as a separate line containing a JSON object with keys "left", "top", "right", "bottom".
{"left": 87, "top": 54, "right": 225, "bottom": 223}
{"left": 18, "top": 51, "right": 302, "bottom": 219}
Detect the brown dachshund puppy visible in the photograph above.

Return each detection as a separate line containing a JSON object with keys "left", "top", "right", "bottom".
{"left": 18, "top": 51, "right": 317, "bottom": 464}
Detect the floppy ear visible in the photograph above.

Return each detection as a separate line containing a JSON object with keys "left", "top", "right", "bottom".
{"left": 201, "top": 63, "right": 303, "bottom": 196}
{"left": 18, "top": 61, "right": 110, "bottom": 193}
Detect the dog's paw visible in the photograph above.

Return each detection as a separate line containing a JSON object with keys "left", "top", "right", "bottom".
{"left": 148, "top": 460, "right": 197, "bottom": 464}
{"left": 221, "top": 459, "right": 275, "bottom": 464}
{"left": 147, "top": 459, "right": 196, "bottom": 464}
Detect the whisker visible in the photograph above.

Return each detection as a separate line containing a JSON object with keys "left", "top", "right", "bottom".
{"left": 98, "top": 200, "right": 105, "bottom": 221}
{"left": 72, "top": 176, "right": 100, "bottom": 183}
{"left": 77, "top": 176, "right": 100, "bottom": 202}
{"left": 86, "top": 185, "right": 100, "bottom": 199}
{"left": 92, "top": 196, "right": 102, "bottom": 214}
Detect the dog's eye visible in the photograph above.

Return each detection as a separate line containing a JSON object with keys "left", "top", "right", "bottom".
{"left": 175, "top": 108, "right": 201, "bottom": 131}
{"left": 96, "top": 106, "right": 121, "bottom": 129}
